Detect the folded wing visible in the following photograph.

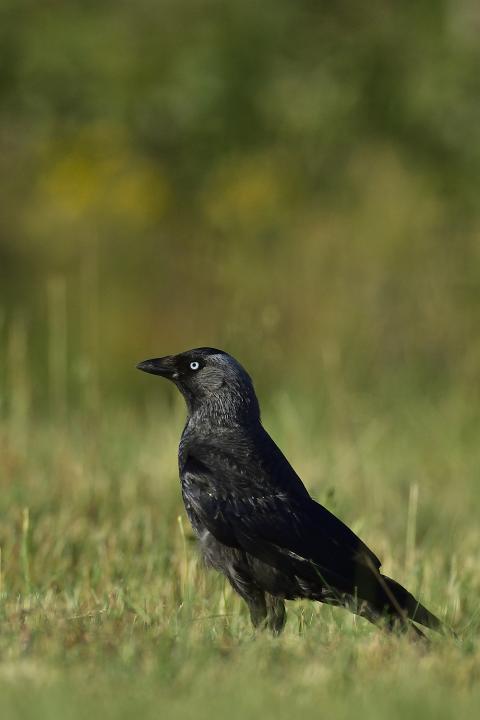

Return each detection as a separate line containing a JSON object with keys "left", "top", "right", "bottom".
{"left": 181, "top": 443, "right": 382, "bottom": 597}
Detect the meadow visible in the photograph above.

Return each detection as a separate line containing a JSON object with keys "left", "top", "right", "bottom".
{"left": 1, "top": 375, "right": 479, "bottom": 719}
{"left": 2, "top": 2, "right": 480, "bottom": 717}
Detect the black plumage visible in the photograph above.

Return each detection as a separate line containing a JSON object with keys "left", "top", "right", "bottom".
{"left": 137, "top": 347, "right": 443, "bottom": 637}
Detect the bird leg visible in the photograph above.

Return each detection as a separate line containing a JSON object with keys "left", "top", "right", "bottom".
{"left": 226, "top": 572, "right": 269, "bottom": 629}
{"left": 247, "top": 595, "right": 269, "bottom": 629}
{"left": 242, "top": 590, "right": 286, "bottom": 635}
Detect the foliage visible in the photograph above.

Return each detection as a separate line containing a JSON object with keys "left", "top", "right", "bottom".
{"left": 1, "top": 1, "right": 480, "bottom": 404}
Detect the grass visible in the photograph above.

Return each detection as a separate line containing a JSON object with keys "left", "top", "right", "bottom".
{"left": 1, "top": 386, "right": 480, "bottom": 719}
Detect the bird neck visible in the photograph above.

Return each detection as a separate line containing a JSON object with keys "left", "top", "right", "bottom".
{"left": 184, "top": 386, "right": 260, "bottom": 428}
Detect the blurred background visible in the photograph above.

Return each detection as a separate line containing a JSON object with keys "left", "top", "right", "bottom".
{"left": 1, "top": 0, "right": 480, "bottom": 418}
{"left": 2, "top": 8, "right": 480, "bottom": 711}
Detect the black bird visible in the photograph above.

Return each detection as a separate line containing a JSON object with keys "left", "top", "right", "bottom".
{"left": 137, "top": 347, "right": 443, "bottom": 638}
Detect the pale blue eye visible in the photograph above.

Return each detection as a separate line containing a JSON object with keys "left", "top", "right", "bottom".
{"left": 190, "top": 361, "right": 200, "bottom": 371}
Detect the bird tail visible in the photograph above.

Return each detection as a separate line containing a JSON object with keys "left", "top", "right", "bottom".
{"left": 379, "top": 574, "right": 444, "bottom": 633}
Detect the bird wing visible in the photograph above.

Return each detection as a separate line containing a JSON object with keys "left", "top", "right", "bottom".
{"left": 181, "top": 443, "right": 381, "bottom": 592}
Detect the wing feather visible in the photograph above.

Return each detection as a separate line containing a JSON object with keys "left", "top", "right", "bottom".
{"left": 181, "top": 443, "right": 381, "bottom": 594}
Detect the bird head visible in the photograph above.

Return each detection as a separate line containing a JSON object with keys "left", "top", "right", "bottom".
{"left": 136, "top": 347, "right": 260, "bottom": 422}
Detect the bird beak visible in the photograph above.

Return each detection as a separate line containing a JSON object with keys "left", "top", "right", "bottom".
{"left": 136, "top": 356, "right": 177, "bottom": 379}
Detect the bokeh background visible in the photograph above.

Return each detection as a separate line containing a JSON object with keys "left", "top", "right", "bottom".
{"left": 2, "top": 0, "right": 480, "bottom": 418}
{"left": 2, "top": 5, "right": 480, "bottom": 718}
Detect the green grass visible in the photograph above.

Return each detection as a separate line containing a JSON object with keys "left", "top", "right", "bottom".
{"left": 1, "top": 389, "right": 479, "bottom": 719}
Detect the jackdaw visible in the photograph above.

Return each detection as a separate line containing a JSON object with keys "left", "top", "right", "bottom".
{"left": 137, "top": 347, "right": 444, "bottom": 638}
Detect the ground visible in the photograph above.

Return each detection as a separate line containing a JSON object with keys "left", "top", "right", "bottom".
{"left": 0, "top": 389, "right": 479, "bottom": 719}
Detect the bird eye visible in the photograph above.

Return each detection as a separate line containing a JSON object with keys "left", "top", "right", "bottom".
{"left": 189, "top": 361, "right": 200, "bottom": 371}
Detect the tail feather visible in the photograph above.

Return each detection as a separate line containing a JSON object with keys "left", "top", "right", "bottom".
{"left": 380, "top": 575, "right": 444, "bottom": 633}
